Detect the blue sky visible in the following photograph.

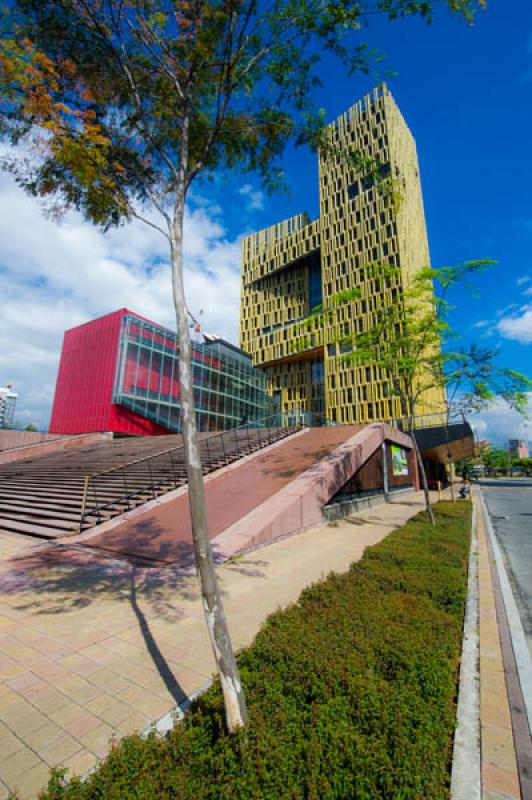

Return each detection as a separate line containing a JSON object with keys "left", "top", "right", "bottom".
{"left": 0, "top": 0, "right": 530, "bottom": 442}
{"left": 212, "top": 0, "right": 532, "bottom": 370}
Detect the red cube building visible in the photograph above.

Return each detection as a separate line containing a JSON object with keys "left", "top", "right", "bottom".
{"left": 49, "top": 309, "right": 268, "bottom": 435}
{"left": 49, "top": 309, "right": 168, "bottom": 435}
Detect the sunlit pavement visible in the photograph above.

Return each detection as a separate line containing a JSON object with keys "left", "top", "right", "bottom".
{"left": 0, "top": 490, "right": 431, "bottom": 799}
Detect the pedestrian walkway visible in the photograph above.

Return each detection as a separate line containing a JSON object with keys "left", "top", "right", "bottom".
{"left": 0, "top": 490, "right": 428, "bottom": 799}
{"left": 475, "top": 493, "right": 522, "bottom": 800}
{"left": 75, "top": 425, "right": 362, "bottom": 564}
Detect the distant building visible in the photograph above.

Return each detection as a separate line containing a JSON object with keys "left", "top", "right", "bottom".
{"left": 509, "top": 439, "right": 529, "bottom": 459}
{"left": 50, "top": 309, "right": 270, "bottom": 436}
{"left": 240, "top": 84, "right": 445, "bottom": 424}
{"left": 0, "top": 385, "right": 17, "bottom": 429}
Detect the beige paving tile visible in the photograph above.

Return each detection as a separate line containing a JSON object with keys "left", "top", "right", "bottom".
{"left": 23, "top": 721, "right": 64, "bottom": 751}
{"left": 80, "top": 723, "right": 116, "bottom": 758}
{"left": 476, "top": 496, "right": 520, "bottom": 799}
{"left": 61, "top": 748, "right": 97, "bottom": 780}
{"left": 481, "top": 700, "right": 512, "bottom": 730}
{"left": 96, "top": 675, "right": 130, "bottom": 695}
{"left": 63, "top": 712, "right": 102, "bottom": 738}
{"left": 482, "top": 723, "right": 519, "bottom": 775}
{"left": 31, "top": 688, "right": 72, "bottom": 715}
{"left": 7, "top": 709, "right": 48, "bottom": 738}
{"left": 0, "top": 662, "right": 27, "bottom": 681}
{"left": 0, "top": 725, "right": 25, "bottom": 760}
{"left": 174, "top": 667, "right": 211, "bottom": 694}
{"left": 93, "top": 700, "right": 133, "bottom": 727}
{"left": 0, "top": 748, "right": 42, "bottom": 784}
{"left": 47, "top": 702, "right": 85, "bottom": 727}
{"left": 5, "top": 762, "right": 51, "bottom": 800}
{"left": 482, "top": 762, "right": 521, "bottom": 800}
{"left": 39, "top": 733, "right": 82, "bottom": 768}
{"left": 115, "top": 712, "right": 151, "bottom": 736}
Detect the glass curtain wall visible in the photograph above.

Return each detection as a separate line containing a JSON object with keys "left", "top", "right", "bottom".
{"left": 113, "top": 314, "right": 268, "bottom": 432}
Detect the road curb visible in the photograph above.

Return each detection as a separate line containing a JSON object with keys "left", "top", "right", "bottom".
{"left": 451, "top": 502, "right": 481, "bottom": 800}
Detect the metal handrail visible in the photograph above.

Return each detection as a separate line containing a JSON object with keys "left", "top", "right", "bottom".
{"left": 390, "top": 411, "right": 468, "bottom": 433}
{"left": 78, "top": 414, "right": 302, "bottom": 531}
{"left": 82, "top": 413, "right": 287, "bottom": 483}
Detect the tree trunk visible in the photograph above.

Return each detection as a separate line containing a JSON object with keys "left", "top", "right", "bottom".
{"left": 410, "top": 417, "right": 435, "bottom": 525}
{"left": 446, "top": 411, "right": 455, "bottom": 501}
{"left": 169, "top": 121, "right": 248, "bottom": 732}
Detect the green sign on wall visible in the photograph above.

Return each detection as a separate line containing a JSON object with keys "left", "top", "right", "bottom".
{"left": 391, "top": 446, "right": 408, "bottom": 476}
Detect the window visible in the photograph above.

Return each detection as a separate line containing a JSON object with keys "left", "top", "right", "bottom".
{"left": 347, "top": 182, "right": 359, "bottom": 200}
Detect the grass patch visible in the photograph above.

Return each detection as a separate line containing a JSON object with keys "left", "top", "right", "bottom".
{"left": 37, "top": 501, "right": 471, "bottom": 800}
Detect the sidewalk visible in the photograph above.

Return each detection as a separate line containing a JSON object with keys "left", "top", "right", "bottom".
{"left": 3, "top": 490, "right": 524, "bottom": 800}
{"left": 475, "top": 487, "right": 532, "bottom": 800}
{"left": 0, "top": 490, "right": 430, "bottom": 800}
{"left": 475, "top": 493, "right": 522, "bottom": 800}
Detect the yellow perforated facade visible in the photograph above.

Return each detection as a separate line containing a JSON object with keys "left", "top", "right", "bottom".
{"left": 240, "top": 85, "right": 445, "bottom": 424}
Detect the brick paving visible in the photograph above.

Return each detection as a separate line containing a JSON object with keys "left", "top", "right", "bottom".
{"left": 0, "top": 490, "right": 430, "bottom": 799}
{"left": 3, "top": 490, "right": 523, "bottom": 800}
{"left": 475, "top": 494, "right": 522, "bottom": 800}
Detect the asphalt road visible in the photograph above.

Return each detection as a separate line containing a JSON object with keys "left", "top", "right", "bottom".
{"left": 480, "top": 478, "right": 532, "bottom": 654}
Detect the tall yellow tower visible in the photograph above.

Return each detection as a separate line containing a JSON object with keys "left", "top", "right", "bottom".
{"left": 240, "top": 85, "right": 445, "bottom": 424}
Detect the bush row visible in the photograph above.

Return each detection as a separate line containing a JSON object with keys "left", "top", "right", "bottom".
{"left": 39, "top": 501, "right": 471, "bottom": 800}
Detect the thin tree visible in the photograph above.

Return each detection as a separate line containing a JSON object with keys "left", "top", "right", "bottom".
{"left": 345, "top": 262, "right": 530, "bottom": 519}
{"left": 307, "top": 261, "right": 492, "bottom": 523}
{"left": 442, "top": 343, "right": 531, "bottom": 496}
{"left": 481, "top": 444, "right": 509, "bottom": 476}
{"left": 0, "top": 0, "right": 486, "bottom": 728}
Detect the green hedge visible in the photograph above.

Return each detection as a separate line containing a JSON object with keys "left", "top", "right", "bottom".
{"left": 39, "top": 502, "right": 471, "bottom": 800}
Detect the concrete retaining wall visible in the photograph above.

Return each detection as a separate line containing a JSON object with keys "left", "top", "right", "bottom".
{"left": 0, "top": 432, "right": 113, "bottom": 465}
{"left": 323, "top": 486, "right": 414, "bottom": 521}
{"left": 214, "top": 423, "right": 414, "bottom": 557}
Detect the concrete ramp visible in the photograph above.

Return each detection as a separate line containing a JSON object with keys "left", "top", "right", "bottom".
{"left": 73, "top": 423, "right": 414, "bottom": 566}
{"left": 214, "top": 423, "right": 414, "bottom": 556}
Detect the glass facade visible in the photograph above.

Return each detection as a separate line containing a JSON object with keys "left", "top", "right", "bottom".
{"left": 113, "top": 313, "right": 269, "bottom": 432}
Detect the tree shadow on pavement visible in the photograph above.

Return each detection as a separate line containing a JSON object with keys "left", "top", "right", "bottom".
{"left": 0, "top": 521, "right": 275, "bottom": 705}
{"left": 1, "top": 532, "right": 200, "bottom": 705}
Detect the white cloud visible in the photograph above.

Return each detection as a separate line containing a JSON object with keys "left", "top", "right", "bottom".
{"left": 473, "top": 319, "right": 490, "bottom": 329}
{"left": 238, "top": 183, "right": 264, "bottom": 211}
{"left": 0, "top": 170, "right": 243, "bottom": 429}
{"left": 497, "top": 306, "right": 532, "bottom": 344}
{"left": 468, "top": 394, "right": 532, "bottom": 447}
{"left": 516, "top": 275, "right": 531, "bottom": 286}
{"left": 495, "top": 302, "right": 519, "bottom": 319}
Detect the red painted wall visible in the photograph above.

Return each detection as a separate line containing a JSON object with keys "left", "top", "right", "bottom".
{"left": 49, "top": 309, "right": 169, "bottom": 436}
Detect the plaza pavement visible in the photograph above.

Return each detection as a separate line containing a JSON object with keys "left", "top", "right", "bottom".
{"left": 0, "top": 488, "right": 525, "bottom": 800}
{"left": 0, "top": 489, "right": 429, "bottom": 799}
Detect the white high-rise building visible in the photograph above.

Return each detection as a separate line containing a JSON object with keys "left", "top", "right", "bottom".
{"left": 0, "top": 385, "right": 17, "bottom": 429}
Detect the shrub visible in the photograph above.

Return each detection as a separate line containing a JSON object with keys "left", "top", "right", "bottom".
{"left": 37, "top": 502, "right": 471, "bottom": 800}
